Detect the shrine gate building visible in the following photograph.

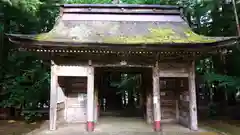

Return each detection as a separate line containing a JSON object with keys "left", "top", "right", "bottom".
{"left": 7, "top": 4, "right": 239, "bottom": 132}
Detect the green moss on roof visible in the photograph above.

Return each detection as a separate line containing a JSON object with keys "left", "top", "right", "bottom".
{"left": 35, "top": 33, "right": 50, "bottom": 40}
{"left": 103, "top": 28, "right": 216, "bottom": 44}
{"left": 33, "top": 21, "right": 218, "bottom": 44}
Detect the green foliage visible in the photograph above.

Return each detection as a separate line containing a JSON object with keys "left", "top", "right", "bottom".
{"left": 204, "top": 73, "right": 240, "bottom": 89}
{"left": 110, "top": 74, "right": 141, "bottom": 95}
{"left": 0, "top": 51, "right": 50, "bottom": 122}
{"left": 110, "top": 73, "right": 141, "bottom": 108}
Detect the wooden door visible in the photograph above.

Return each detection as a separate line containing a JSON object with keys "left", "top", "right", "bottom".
{"left": 160, "top": 78, "right": 177, "bottom": 122}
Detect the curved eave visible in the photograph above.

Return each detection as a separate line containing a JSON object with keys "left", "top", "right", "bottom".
{"left": 7, "top": 34, "right": 240, "bottom": 52}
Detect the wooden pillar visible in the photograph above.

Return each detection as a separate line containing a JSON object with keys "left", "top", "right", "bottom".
{"left": 50, "top": 61, "right": 58, "bottom": 131}
{"left": 188, "top": 61, "right": 198, "bottom": 130}
{"left": 153, "top": 61, "right": 161, "bottom": 132}
{"left": 87, "top": 65, "right": 95, "bottom": 132}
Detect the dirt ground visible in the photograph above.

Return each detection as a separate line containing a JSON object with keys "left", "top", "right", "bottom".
{"left": 0, "top": 120, "right": 42, "bottom": 135}
{"left": 200, "top": 120, "right": 240, "bottom": 135}
{"left": 24, "top": 117, "right": 220, "bottom": 135}
{"left": 1, "top": 118, "right": 239, "bottom": 135}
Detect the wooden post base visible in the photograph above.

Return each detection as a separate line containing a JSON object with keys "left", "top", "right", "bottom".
{"left": 153, "top": 121, "right": 161, "bottom": 132}
{"left": 86, "top": 121, "right": 94, "bottom": 132}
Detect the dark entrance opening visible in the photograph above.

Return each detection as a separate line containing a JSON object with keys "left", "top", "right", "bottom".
{"left": 95, "top": 67, "right": 152, "bottom": 118}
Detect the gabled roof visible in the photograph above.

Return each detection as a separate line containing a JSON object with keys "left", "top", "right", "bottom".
{"left": 7, "top": 4, "right": 239, "bottom": 50}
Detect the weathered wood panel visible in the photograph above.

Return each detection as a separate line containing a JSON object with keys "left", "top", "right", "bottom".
{"left": 66, "top": 92, "right": 87, "bottom": 123}
{"left": 57, "top": 86, "right": 65, "bottom": 103}
{"left": 57, "top": 102, "right": 65, "bottom": 121}
{"left": 146, "top": 93, "right": 153, "bottom": 124}
{"left": 179, "top": 90, "right": 190, "bottom": 127}
{"left": 159, "top": 63, "right": 189, "bottom": 77}
{"left": 159, "top": 78, "right": 177, "bottom": 122}
{"left": 65, "top": 77, "right": 87, "bottom": 123}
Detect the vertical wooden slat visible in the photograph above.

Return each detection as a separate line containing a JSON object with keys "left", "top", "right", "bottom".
{"left": 153, "top": 61, "right": 161, "bottom": 131}
{"left": 188, "top": 60, "right": 198, "bottom": 130}
{"left": 50, "top": 61, "right": 58, "bottom": 131}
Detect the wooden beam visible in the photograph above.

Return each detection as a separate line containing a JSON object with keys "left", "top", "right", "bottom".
{"left": 188, "top": 60, "right": 198, "bottom": 131}
{"left": 94, "top": 64, "right": 153, "bottom": 68}
{"left": 56, "top": 65, "right": 89, "bottom": 76}
{"left": 159, "top": 71, "right": 188, "bottom": 77}
{"left": 152, "top": 61, "right": 161, "bottom": 132}
{"left": 50, "top": 61, "right": 58, "bottom": 130}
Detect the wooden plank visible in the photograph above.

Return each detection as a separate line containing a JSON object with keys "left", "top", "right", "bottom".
{"left": 159, "top": 72, "right": 188, "bottom": 77}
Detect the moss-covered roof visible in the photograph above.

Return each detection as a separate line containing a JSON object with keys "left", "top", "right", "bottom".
{"left": 37, "top": 20, "right": 212, "bottom": 43}
{"left": 7, "top": 4, "right": 238, "bottom": 48}
{"left": 10, "top": 20, "right": 229, "bottom": 44}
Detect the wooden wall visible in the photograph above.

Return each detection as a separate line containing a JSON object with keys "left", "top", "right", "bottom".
{"left": 178, "top": 78, "right": 190, "bottom": 127}
{"left": 57, "top": 78, "right": 66, "bottom": 122}
{"left": 57, "top": 102, "right": 65, "bottom": 121}
{"left": 63, "top": 77, "right": 88, "bottom": 123}
{"left": 160, "top": 78, "right": 177, "bottom": 122}
{"left": 146, "top": 93, "right": 153, "bottom": 123}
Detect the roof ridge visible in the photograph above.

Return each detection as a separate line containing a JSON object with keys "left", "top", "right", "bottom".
{"left": 61, "top": 4, "right": 180, "bottom": 9}
{"left": 61, "top": 4, "right": 181, "bottom": 15}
